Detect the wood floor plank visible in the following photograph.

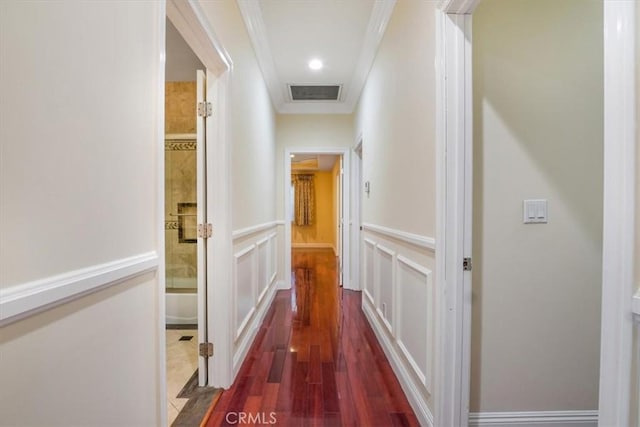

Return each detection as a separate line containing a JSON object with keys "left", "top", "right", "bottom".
{"left": 203, "top": 250, "right": 418, "bottom": 426}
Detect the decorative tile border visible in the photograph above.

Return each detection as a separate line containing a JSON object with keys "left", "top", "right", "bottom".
{"left": 165, "top": 140, "right": 196, "bottom": 151}
{"left": 165, "top": 221, "right": 179, "bottom": 230}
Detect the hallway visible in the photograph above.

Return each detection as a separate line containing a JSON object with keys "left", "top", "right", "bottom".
{"left": 204, "top": 250, "right": 418, "bottom": 426}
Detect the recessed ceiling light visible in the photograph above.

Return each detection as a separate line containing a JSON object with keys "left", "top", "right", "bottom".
{"left": 308, "top": 59, "right": 323, "bottom": 71}
{"left": 290, "top": 154, "right": 295, "bottom": 158}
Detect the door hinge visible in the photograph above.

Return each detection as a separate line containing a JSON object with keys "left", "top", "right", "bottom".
{"left": 198, "top": 223, "right": 213, "bottom": 239}
{"left": 463, "top": 257, "right": 472, "bottom": 271}
{"left": 197, "top": 102, "right": 213, "bottom": 117}
{"left": 199, "top": 342, "right": 213, "bottom": 358}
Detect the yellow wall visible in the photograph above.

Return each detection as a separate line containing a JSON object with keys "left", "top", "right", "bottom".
{"left": 332, "top": 159, "right": 341, "bottom": 255}
{"left": 292, "top": 171, "right": 335, "bottom": 250}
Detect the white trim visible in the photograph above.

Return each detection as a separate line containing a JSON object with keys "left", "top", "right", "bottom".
{"left": 236, "top": 0, "right": 286, "bottom": 110}
{"left": 633, "top": 290, "right": 640, "bottom": 320}
{"left": 469, "top": 410, "right": 598, "bottom": 426}
{"left": 363, "top": 301, "right": 434, "bottom": 427}
{"left": 341, "top": 0, "right": 397, "bottom": 112}
{"left": 275, "top": 220, "right": 286, "bottom": 226}
{"left": 168, "top": 0, "right": 234, "bottom": 388}
{"left": 284, "top": 147, "right": 351, "bottom": 290}
{"left": 599, "top": 2, "right": 637, "bottom": 426}
{"left": 435, "top": 2, "right": 476, "bottom": 426}
{"left": 167, "top": 0, "right": 232, "bottom": 76}
{"left": 351, "top": 137, "right": 363, "bottom": 292}
{"left": 237, "top": 0, "right": 395, "bottom": 114}
{"left": 362, "top": 223, "right": 436, "bottom": 252}
{"left": 232, "top": 277, "right": 279, "bottom": 374}
{"left": 375, "top": 243, "right": 396, "bottom": 335}
{"left": 232, "top": 221, "right": 279, "bottom": 239}
{"left": 155, "top": 3, "right": 168, "bottom": 425}
{"left": 397, "top": 254, "right": 434, "bottom": 392}
{"left": 437, "top": 0, "right": 481, "bottom": 14}
{"left": 0, "top": 252, "right": 159, "bottom": 326}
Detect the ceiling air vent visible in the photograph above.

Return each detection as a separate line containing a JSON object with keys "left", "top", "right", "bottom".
{"left": 289, "top": 85, "right": 342, "bottom": 101}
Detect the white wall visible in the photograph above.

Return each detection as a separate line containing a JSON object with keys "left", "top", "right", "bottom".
{"left": 353, "top": 1, "right": 438, "bottom": 424}
{"left": 198, "top": 0, "right": 276, "bottom": 233}
{"left": 0, "top": 1, "right": 164, "bottom": 425}
{"left": 354, "top": 0, "right": 436, "bottom": 237}
{"left": 197, "top": 0, "right": 280, "bottom": 379}
{"left": 636, "top": 0, "right": 640, "bottom": 294}
{"left": 471, "top": 0, "right": 603, "bottom": 415}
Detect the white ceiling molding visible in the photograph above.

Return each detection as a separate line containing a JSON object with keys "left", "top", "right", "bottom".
{"left": 237, "top": 0, "right": 397, "bottom": 114}
{"left": 237, "top": 0, "right": 286, "bottom": 110}
{"left": 437, "top": 0, "right": 481, "bottom": 14}
{"left": 342, "top": 0, "right": 397, "bottom": 112}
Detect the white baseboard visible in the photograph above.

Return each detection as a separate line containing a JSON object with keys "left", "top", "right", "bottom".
{"left": 469, "top": 410, "right": 598, "bottom": 427}
{"left": 362, "top": 299, "right": 434, "bottom": 427}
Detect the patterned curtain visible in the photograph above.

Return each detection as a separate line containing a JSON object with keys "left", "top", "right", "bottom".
{"left": 293, "top": 174, "right": 315, "bottom": 226}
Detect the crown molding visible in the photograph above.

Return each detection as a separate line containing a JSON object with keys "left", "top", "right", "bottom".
{"left": 237, "top": 0, "right": 286, "bottom": 110}
{"left": 437, "top": 0, "right": 481, "bottom": 14}
{"left": 237, "top": 0, "right": 396, "bottom": 114}
{"left": 343, "top": 0, "right": 396, "bottom": 112}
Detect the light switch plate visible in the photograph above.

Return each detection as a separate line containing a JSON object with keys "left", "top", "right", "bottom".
{"left": 523, "top": 199, "right": 548, "bottom": 224}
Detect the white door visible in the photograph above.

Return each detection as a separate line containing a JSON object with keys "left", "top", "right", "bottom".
{"left": 195, "top": 69, "right": 209, "bottom": 386}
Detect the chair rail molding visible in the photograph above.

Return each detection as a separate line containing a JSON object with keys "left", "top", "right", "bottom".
{"left": 0, "top": 252, "right": 159, "bottom": 326}
{"left": 362, "top": 223, "right": 435, "bottom": 251}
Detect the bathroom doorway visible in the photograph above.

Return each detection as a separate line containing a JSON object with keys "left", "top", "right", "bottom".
{"left": 164, "top": 16, "right": 212, "bottom": 424}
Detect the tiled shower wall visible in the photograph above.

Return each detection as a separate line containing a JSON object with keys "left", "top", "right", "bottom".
{"left": 165, "top": 82, "right": 197, "bottom": 290}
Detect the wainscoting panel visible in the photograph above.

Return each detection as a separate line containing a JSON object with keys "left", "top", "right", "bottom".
{"left": 364, "top": 238, "right": 376, "bottom": 304}
{"left": 257, "top": 238, "right": 268, "bottom": 303}
{"left": 231, "top": 223, "right": 281, "bottom": 374}
{"left": 376, "top": 244, "right": 395, "bottom": 334}
{"left": 268, "top": 232, "right": 277, "bottom": 285}
{"left": 360, "top": 226, "right": 436, "bottom": 426}
{"left": 397, "top": 254, "right": 432, "bottom": 391}
{"left": 234, "top": 245, "right": 255, "bottom": 340}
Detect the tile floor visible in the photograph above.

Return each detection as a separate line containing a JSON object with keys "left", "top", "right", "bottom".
{"left": 166, "top": 328, "right": 199, "bottom": 426}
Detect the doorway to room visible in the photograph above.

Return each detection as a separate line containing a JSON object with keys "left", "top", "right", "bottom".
{"left": 284, "top": 148, "right": 351, "bottom": 290}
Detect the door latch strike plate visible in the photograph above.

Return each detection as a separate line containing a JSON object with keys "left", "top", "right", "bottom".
{"left": 463, "top": 257, "right": 472, "bottom": 271}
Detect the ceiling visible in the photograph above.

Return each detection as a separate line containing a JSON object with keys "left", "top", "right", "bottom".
{"left": 165, "top": 18, "right": 204, "bottom": 82}
{"left": 291, "top": 154, "right": 339, "bottom": 171}
{"left": 238, "top": 0, "right": 396, "bottom": 114}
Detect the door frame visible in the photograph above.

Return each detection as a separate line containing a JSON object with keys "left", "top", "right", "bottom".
{"left": 599, "top": 1, "right": 637, "bottom": 426}
{"left": 351, "top": 137, "right": 363, "bottom": 292}
{"left": 166, "top": 0, "right": 234, "bottom": 389}
{"left": 437, "top": 1, "right": 638, "bottom": 426}
{"left": 284, "top": 147, "right": 351, "bottom": 289}
{"left": 435, "top": 2, "right": 479, "bottom": 426}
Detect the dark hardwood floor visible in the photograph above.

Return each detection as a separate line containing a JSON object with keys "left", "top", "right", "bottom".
{"left": 204, "top": 249, "right": 419, "bottom": 426}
